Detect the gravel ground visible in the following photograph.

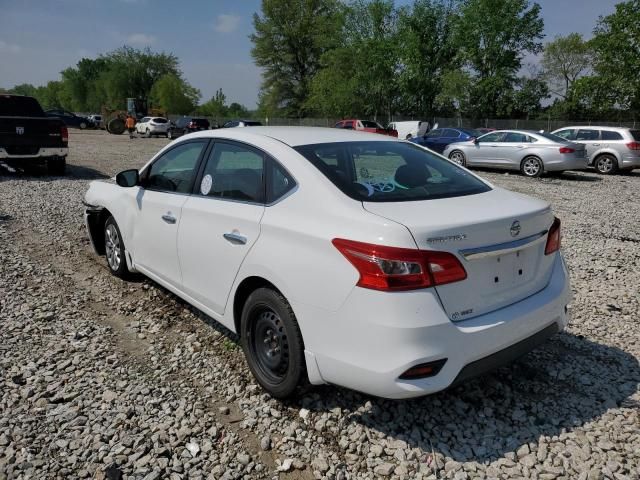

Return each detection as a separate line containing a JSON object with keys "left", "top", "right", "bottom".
{"left": 0, "top": 129, "right": 638, "bottom": 480}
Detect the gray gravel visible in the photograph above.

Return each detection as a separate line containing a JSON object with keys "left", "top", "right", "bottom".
{"left": 0, "top": 130, "right": 638, "bottom": 479}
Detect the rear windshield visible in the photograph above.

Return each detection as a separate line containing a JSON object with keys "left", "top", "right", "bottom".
{"left": 0, "top": 95, "right": 45, "bottom": 117}
{"left": 294, "top": 141, "right": 491, "bottom": 202}
{"left": 630, "top": 130, "right": 640, "bottom": 141}
{"left": 536, "top": 132, "right": 571, "bottom": 143}
{"left": 152, "top": 117, "right": 168, "bottom": 123}
{"left": 192, "top": 118, "right": 209, "bottom": 126}
{"left": 361, "top": 120, "right": 383, "bottom": 129}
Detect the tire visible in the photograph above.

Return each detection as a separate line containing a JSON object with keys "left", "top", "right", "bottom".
{"left": 79, "top": 122, "right": 87, "bottom": 130}
{"left": 104, "top": 216, "right": 130, "bottom": 279}
{"left": 47, "top": 156, "right": 66, "bottom": 176}
{"left": 520, "top": 156, "right": 544, "bottom": 177}
{"left": 167, "top": 130, "right": 173, "bottom": 139}
{"left": 145, "top": 129, "right": 151, "bottom": 138}
{"left": 241, "top": 288, "right": 306, "bottom": 398}
{"left": 594, "top": 154, "right": 618, "bottom": 175}
{"left": 449, "top": 150, "right": 467, "bottom": 167}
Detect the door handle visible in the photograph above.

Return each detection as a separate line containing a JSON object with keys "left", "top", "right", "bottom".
{"left": 592, "top": 143, "right": 600, "bottom": 146}
{"left": 223, "top": 232, "right": 247, "bottom": 245}
{"left": 161, "top": 213, "right": 176, "bottom": 224}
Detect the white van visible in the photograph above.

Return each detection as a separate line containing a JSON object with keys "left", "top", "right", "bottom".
{"left": 388, "top": 120, "right": 430, "bottom": 140}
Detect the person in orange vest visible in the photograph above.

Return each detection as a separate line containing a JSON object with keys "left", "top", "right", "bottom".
{"left": 125, "top": 114, "right": 136, "bottom": 139}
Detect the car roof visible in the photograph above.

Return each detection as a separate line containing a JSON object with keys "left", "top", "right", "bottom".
{"left": 182, "top": 126, "right": 398, "bottom": 147}
{"left": 555, "top": 125, "right": 631, "bottom": 131}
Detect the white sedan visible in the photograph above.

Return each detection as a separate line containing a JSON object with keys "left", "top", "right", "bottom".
{"left": 135, "top": 117, "right": 170, "bottom": 137}
{"left": 83, "top": 127, "right": 571, "bottom": 399}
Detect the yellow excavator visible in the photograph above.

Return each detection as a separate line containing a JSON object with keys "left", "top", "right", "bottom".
{"left": 103, "top": 98, "right": 167, "bottom": 134}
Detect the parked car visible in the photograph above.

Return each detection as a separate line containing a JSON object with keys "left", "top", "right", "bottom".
{"left": 335, "top": 119, "right": 398, "bottom": 137}
{"left": 551, "top": 126, "right": 640, "bottom": 174}
{"left": 136, "top": 117, "right": 170, "bottom": 137}
{"left": 0, "top": 94, "right": 68, "bottom": 174}
{"left": 222, "top": 120, "right": 263, "bottom": 128}
{"left": 443, "top": 130, "right": 587, "bottom": 177}
{"left": 167, "top": 117, "right": 210, "bottom": 139}
{"left": 44, "top": 109, "right": 92, "bottom": 129}
{"left": 84, "top": 127, "right": 570, "bottom": 399}
{"left": 411, "top": 128, "right": 481, "bottom": 153}
{"left": 88, "top": 114, "right": 104, "bottom": 129}
{"left": 387, "top": 120, "right": 429, "bottom": 140}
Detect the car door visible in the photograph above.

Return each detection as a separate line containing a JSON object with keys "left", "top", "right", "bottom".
{"left": 422, "top": 129, "right": 443, "bottom": 150}
{"left": 469, "top": 131, "right": 505, "bottom": 165}
{"left": 177, "top": 141, "right": 267, "bottom": 314}
{"left": 497, "top": 132, "right": 530, "bottom": 168}
{"left": 574, "top": 128, "right": 600, "bottom": 161}
{"left": 437, "top": 129, "right": 460, "bottom": 153}
{"left": 133, "top": 140, "right": 209, "bottom": 286}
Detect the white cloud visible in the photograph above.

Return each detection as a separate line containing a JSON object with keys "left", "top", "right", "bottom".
{"left": 213, "top": 14, "right": 240, "bottom": 33}
{"left": 126, "top": 33, "right": 156, "bottom": 47}
{"left": 0, "top": 40, "right": 21, "bottom": 54}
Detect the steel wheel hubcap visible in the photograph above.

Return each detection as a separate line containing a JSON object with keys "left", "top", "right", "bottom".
{"left": 598, "top": 157, "right": 612, "bottom": 172}
{"left": 105, "top": 224, "right": 121, "bottom": 271}
{"left": 250, "top": 309, "right": 289, "bottom": 382}
{"left": 524, "top": 158, "right": 540, "bottom": 176}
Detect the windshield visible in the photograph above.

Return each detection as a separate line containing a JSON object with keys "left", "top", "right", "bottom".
{"left": 294, "top": 141, "right": 491, "bottom": 202}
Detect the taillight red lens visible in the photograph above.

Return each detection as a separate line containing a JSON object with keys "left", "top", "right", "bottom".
{"left": 545, "top": 217, "right": 561, "bottom": 255}
{"left": 626, "top": 141, "right": 640, "bottom": 150}
{"left": 332, "top": 238, "right": 467, "bottom": 291}
{"left": 61, "top": 126, "right": 68, "bottom": 143}
{"left": 559, "top": 147, "right": 574, "bottom": 154}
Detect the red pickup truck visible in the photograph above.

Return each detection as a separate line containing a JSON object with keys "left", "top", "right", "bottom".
{"left": 335, "top": 119, "right": 398, "bottom": 137}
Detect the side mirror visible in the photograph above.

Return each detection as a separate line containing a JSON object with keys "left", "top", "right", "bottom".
{"left": 116, "top": 169, "right": 139, "bottom": 188}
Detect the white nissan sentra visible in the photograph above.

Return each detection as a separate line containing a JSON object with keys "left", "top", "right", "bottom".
{"left": 83, "top": 127, "right": 571, "bottom": 399}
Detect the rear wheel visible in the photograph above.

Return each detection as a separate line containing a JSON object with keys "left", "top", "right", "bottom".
{"left": 241, "top": 288, "right": 305, "bottom": 398}
{"left": 79, "top": 122, "right": 87, "bottom": 130}
{"left": 449, "top": 150, "right": 466, "bottom": 167}
{"left": 521, "top": 156, "right": 543, "bottom": 177}
{"left": 104, "top": 216, "right": 129, "bottom": 279}
{"left": 594, "top": 154, "right": 618, "bottom": 174}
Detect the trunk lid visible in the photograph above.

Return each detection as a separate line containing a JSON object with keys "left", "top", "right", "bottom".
{"left": 363, "top": 188, "right": 556, "bottom": 321}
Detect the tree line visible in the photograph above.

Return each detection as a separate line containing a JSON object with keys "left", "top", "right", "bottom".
{"left": 0, "top": 46, "right": 250, "bottom": 118}
{"left": 251, "top": 0, "right": 640, "bottom": 122}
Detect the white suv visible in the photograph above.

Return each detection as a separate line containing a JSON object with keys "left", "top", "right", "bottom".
{"left": 136, "top": 117, "right": 170, "bottom": 138}
{"left": 552, "top": 126, "right": 640, "bottom": 174}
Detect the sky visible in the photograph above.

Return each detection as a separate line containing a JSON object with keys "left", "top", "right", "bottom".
{"left": 0, "top": 0, "right": 620, "bottom": 109}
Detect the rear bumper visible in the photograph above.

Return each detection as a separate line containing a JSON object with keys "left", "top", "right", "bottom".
{"left": 0, "top": 147, "right": 68, "bottom": 160}
{"left": 302, "top": 253, "right": 571, "bottom": 399}
{"left": 544, "top": 155, "right": 588, "bottom": 171}
{"left": 621, "top": 153, "right": 640, "bottom": 168}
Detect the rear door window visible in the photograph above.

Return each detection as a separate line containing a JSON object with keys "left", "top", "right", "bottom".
{"left": 600, "top": 130, "right": 623, "bottom": 140}
{"left": 199, "top": 142, "right": 265, "bottom": 203}
{"left": 426, "top": 129, "right": 443, "bottom": 138}
{"left": 442, "top": 129, "right": 459, "bottom": 138}
{"left": 294, "top": 141, "right": 490, "bottom": 202}
{"left": 504, "top": 132, "right": 529, "bottom": 142}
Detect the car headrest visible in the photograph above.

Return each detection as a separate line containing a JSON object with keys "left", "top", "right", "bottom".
{"left": 394, "top": 164, "right": 431, "bottom": 188}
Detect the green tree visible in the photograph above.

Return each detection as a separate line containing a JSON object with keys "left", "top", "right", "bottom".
{"left": 9, "top": 83, "right": 38, "bottom": 97}
{"left": 541, "top": 33, "right": 592, "bottom": 100}
{"left": 150, "top": 74, "right": 200, "bottom": 114}
{"left": 250, "top": 0, "right": 343, "bottom": 117}
{"left": 396, "top": 0, "right": 461, "bottom": 118}
{"left": 198, "top": 88, "right": 228, "bottom": 117}
{"left": 454, "top": 0, "right": 544, "bottom": 117}
{"left": 509, "top": 76, "right": 549, "bottom": 118}
{"left": 585, "top": 0, "right": 640, "bottom": 115}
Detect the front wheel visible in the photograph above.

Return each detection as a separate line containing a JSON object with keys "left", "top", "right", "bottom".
{"left": 104, "top": 217, "right": 129, "bottom": 279}
{"left": 145, "top": 129, "right": 151, "bottom": 138}
{"left": 449, "top": 150, "right": 467, "bottom": 167}
{"left": 521, "top": 156, "right": 544, "bottom": 177}
{"left": 167, "top": 130, "right": 173, "bottom": 139}
{"left": 241, "top": 288, "right": 306, "bottom": 398}
{"left": 79, "top": 122, "right": 87, "bottom": 130}
{"left": 594, "top": 154, "right": 618, "bottom": 175}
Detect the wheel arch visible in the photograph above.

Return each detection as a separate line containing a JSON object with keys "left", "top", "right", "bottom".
{"left": 591, "top": 150, "right": 620, "bottom": 166}
{"left": 86, "top": 206, "right": 113, "bottom": 255}
{"left": 232, "top": 276, "right": 282, "bottom": 336}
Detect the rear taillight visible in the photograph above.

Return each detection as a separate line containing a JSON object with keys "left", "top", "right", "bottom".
{"left": 545, "top": 217, "right": 561, "bottom": 255}
{"left": 626, "top": 142, "right": 640, "bottom": 150}
{"left": 559, "top": 147, "right": 575, "bottom": 154}
{"left": 332, "top": 238, "right": 467, "bottom": 291}
{"left": 61, "top": 126, "right": 68, "bottom": 143}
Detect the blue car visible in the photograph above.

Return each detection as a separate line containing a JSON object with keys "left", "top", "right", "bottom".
{"left": 411, "top": 127, "right": 480, "bottom": 154}
{"left": 45, "top": 109, "right": 93, "bottom": 129}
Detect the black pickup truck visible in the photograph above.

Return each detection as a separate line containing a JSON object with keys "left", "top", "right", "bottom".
{"left": 0, "top": 94, "right": 68, "bottom": 175}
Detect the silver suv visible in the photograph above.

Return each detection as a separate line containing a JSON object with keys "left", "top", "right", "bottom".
{"left": 552, "top": 126, "right": 640, "bottom": 174}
